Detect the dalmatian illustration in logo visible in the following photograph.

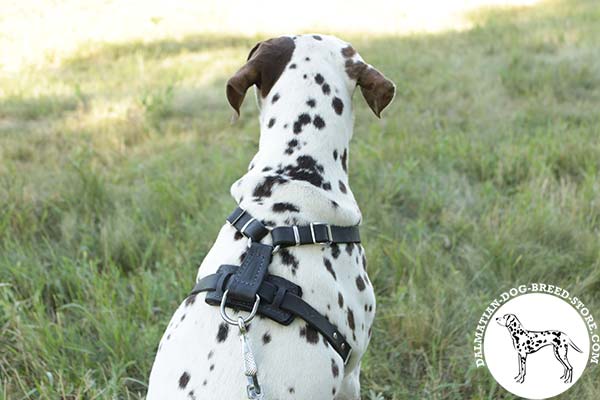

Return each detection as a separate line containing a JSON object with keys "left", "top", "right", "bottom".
{"left": 495, "top": 314, "right": 583, "bottom": 384}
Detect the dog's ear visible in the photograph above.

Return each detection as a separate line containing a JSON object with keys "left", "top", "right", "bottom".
{"left": 357, "top": 65, "right": 395, "bottom": 118}
{"left": 226, "top": 37, "right": 295, "bottom": 121}
{"left": 345, "top": 56, "right": 395, "bottom": 118}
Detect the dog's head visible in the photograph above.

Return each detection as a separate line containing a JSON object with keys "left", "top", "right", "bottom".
{"left": 496, "top": 313, "right": 520, "bottom": 328}
{"left": 226, "top": 34, "right": 395, "bottom": 120}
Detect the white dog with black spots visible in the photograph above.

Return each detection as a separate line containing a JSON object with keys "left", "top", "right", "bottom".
{"left": 147, "top": 34, "right": 395, "bottom": 400}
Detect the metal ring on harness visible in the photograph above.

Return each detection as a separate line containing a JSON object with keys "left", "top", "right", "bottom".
{"left": 220, "top": 289, "right": 261, "bottom": 325}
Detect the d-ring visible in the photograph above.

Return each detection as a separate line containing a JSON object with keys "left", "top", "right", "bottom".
{"left": 219, "top": 289, "right": 261, "bottom": 325}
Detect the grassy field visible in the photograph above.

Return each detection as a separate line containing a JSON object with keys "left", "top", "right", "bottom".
{"left": 1, "top": 0, "right": 600, "bottom": 398}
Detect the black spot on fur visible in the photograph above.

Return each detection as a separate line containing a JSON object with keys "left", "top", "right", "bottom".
{"left": 322, "top": 83, "right": 331, "bottom": 95}
{"left": 331, "top": 359, "right": 339, "bottom": 377}
{"left": 306, "top": 98, "right": 316, "bottom": 108}
{"left": 338, "top": 292, "right": 344, "bottom": 308}
{"left": 313, "top": 115, "right": 325, "bottom": 129}
{"left": 345, "top": 243, "right": 355, "bottom": 256}
{"left": 293, "top": 113, "right": 312, "bottom": 134}
{"left": 313, "top": 35, "right": 322, "bottom": 40}
{"left": 299, "top": 114, "right": 312, "bottom": 125}
{"left": 262, "top": 166, "right": 272, "bottom": 172}
{"left": 341, "top": 149, "right": 348, "bottom": 172}
{"left": 281, "top": 155, "right": 326, "bottom": 188}
{"left": 332, "top": 97, "right": 344, "bottom": 115}
{"left": 331, "top": 200, "right": 339, "bottom": 208}
{"left": 272, "top": 93, "right": 280, "bottom": 104}
{"left": 322, "top": 182, "right": 331, "bottom": 190}
{"left": 207, "top": 350, "right": 213, "bottom": 359}
{"left": 180, "top": 314, "right": 186, "bottom": 321}
{"left": 253, "top": 175, "right": 288, "bottom": 198}
{"left": 303, "top": 74, "right": 307, "bottom": 79}
{"left": 347, "top": 308, "right": 356, "bottom": 331}
{"left": 185, "top": 294, "right": 197, "bottom": 306}
{"left": 216, "top": 322, "right": 229, "bottom": 343}
{"left": 263, "top": 332, "right": 271, "bottom": 344}
{"left": 285, "top": 138, "right": 299, "bottom": 155}
{"left": 333, "top": 149, "right": 338, "bottom": 160}
{"left": 272, "top": 202, "right": 300, "bottom": 213}
{"left": 330, "top": 243, "right": 340, "bottom": 258}
{"left": 338, "top": 180, "right": 347, "bottom": 193}
{"left": 179, "top": 372, "right": 191, "bottom": 389}
{"left": 300, "top": 324, "right": 320, "bottom": 344}
{"left": 324, "top": 257, "right": 336, "bottom": 279}
{"left": 209, "top": 364, "right": 215, "bottom": 371}
{"left": 289, "top": 387, "right": 296, "bottom": 394}
{"left": 355, "top": 276, "right": 366, "bottom": 291}
{"left": 305, "top": 57, "right": 310, "bottom": 61}
{"left": 289, "top": 63, "right": 297, "bottom": 69}
{"left": 268, "top": 118, "right": 276, "bottom": 128}
{"left": 315, "top": 74, "right": 324, "bottom": 85}
{"left": 341, "top": 45, "right": 356, "bottom": 58}
{"left": 279, "top": 248, "right": 299, "bottom": 275}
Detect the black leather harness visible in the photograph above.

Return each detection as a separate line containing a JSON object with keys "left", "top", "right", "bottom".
{"left": 189, "top": 206, "right": 361, "bottom": 364}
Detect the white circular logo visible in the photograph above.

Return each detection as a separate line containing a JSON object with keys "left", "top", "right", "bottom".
{"left": 478, "top": 290, "right": 596, "bottom": 399}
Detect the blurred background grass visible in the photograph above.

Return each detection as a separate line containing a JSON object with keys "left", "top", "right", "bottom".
{"left": 1, "top": 0, "right": 600, "bottom": 398}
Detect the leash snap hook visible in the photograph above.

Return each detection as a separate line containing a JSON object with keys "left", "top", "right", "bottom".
{"left": 238, "top": 317, "right": 264, "bottom": 399}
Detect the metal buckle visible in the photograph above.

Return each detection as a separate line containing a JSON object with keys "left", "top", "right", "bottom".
{"left": 343, "top": 347, "right": 353, "bottom": 365}
{"left": 292, "top": 226, "right": 300, "bottom": 246}
{"left": 309, "top": 222, "right": 332, "bottom": 245}
{"left": 229, "top": 208, "right": 246, "bottom": 226}
{"left": 240, "top": 217, "right": 256, "bottom": 236}
{"left": 219, "top": 289, "right": 261, "bottom": 325}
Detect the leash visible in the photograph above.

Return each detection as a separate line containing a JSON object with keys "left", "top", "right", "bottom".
{"left": 188, "top": 206, "right": 360, "bottom": 398}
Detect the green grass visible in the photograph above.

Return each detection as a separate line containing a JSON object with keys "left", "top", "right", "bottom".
{"left": 2, "top": 0, "right": 600, "bottom": 398}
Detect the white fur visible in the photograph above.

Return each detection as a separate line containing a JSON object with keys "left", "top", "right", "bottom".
{"left": 147, "top": 34, "right": 376, "bottom": 400}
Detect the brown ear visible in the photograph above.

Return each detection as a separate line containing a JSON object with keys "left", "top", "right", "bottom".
{"left": 226, "top": 37, "right": 295, "bottom": 119}
{"left": 357, "top": 66, "right": 395, "bottom": 118}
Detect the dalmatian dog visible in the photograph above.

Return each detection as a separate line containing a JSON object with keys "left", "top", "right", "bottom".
{"left": 147, "top": 34, "right": 395, "bottom": 399}
{"left": 496, "top": 314, "right": 583, "bottom": 384}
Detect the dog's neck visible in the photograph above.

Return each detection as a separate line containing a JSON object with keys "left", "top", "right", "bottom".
{"left": 507, "top": 323, "right": 521, "bottom": 333}
{"left": 230, "top": 69, "right": 362, "bottom": 226}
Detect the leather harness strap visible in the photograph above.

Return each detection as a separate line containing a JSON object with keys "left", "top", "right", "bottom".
{"left": 190, "top": 206, "right": 360, "bottom": 365}
{"left": 227, "top": 242, "right": 273, "bottom": 303}
{"left": 271, "top": 223, "right": 360, "bottom": 247}
{"left": 227, "top": 206, "right": 361, "bottom": 247}
{"left": 226, "top": 207, "right": 270, "bottom": 242}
